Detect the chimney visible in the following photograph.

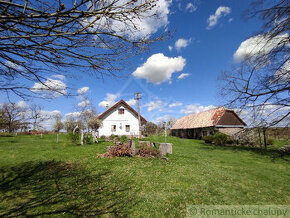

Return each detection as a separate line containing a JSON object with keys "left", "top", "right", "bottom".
{"left": 106, "top": 104, "right": 109, "bottom": 110}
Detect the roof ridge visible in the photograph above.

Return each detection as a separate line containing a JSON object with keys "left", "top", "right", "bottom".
{"left": 98, "top": 99, "right": 147, "bottom": 123}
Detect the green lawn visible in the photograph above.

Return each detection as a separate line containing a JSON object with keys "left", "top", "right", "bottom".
{"left": 0, "top": 134, "right": 289, "bottom": 217}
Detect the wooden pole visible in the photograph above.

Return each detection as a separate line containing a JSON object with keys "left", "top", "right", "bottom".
{"left": 135, "top": 92, "right": 141, "bottom": 138}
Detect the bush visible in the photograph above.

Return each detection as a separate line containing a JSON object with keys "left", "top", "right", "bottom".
{"left": 100, "top": 135, "right": 106, "bottom": 140}
{"left": 67, "top": 133, "right": 80, "bottom": 144}
{"left": 226, "top": 138, "right": 234, "bottom": 145}
{"left": 110, "top": 134, "right": 115, "bottom": 139}
{"left": 278, "top": 145, "right": 290, "bottom": 156}
{"left": 267, "top": 138, "right": 275, "bottom": 145}
{"left": 83, "top": 134, "right": 92, "bottom": 144}
{"left": 213, "top": 132, "right": 228, "bottom": 146}
{"left": 120, "top": 135, "right": 128, "bottom": 143}
{"left": 202, "top": 135, "right": 214, "bottom": 144}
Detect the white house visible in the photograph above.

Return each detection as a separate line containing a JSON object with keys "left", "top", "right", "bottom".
{"left": 98, "top": 100, "right": 147, "bottom": 137}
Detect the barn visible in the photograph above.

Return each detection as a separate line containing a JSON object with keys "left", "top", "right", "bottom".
{"left": 171, "top": 107, "right": 246, "bottom": 139}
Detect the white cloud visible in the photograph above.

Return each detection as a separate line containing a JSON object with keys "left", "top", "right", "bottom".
{"left": 31, "top": 79, "right": 67, "bottom": 98}
{"left": 169, "top": 102, "right": 183, "bottom": 108}
{"left": 144, "top": 100, "right": 164, "bottom": 112}
{"left": 273, "top": 60, "right": 290, "bottom": 84}
{"left": 38, "top": 110, "right": 62, "bottom": 130}
{"left": 16, "top": 101, "right": 28, "bottom": 108}
{"left": 132, "top": 53, "right": 186, "bottom": 84}
{"left": 178, "top": 73, "right": 190, "bottom": 79}
{"left": 168, "top": 45, "right": 173, "bottom": 51}
{"left": 174, "top": 38, "right": 190, "bottom": 50}
{"left": 5, "top": 60, "right": 23, "bottom": 70}
{"left": 233, "top": 34, "right": 289, "bottom": 62}
{"left": 126, "top": 98, "right": 136, "bottom": 106}
{"left": 78, "top": 99, "right": 90, "bottom": 107}
{"left": 207, "top": 6, "right": 231, "bottom": 29}
{"left": 85, "top": 0, "right": 171, "bottom": 40}
{"left": 153, "top": 114, "right": 171, "bottom": 124}
{"left": 65, "top": 112, "right": 81, "bottom": 119}
{"left": 228, "top": 18, "right": 233, "bottom": 23}
{"left": 77, "top": 86, "right": 89, "bottom": 95}
{"left": 181, "top": 103, "right": 215, "bottom": 114}
{"left": 98, "top": 93, "right": 119, "bottom": 108}
{"left": 186, "top": 3, "right": 197, "bottom": 13}
{"left": 52, "top": 74, "right": 65, "bottom": 80}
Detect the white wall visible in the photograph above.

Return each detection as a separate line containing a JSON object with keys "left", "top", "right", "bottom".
{"left": 98, "top": 105, "right": 140, "bottom": 137}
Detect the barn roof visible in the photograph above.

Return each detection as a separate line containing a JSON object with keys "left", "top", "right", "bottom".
{"left": 98, "top": 99, "right": 147, "bottom": 123}
{"left": 171, "top": 107, "right": 246, "bottom": 130}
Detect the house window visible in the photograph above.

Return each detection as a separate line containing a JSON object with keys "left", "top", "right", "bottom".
{"left": 111, "top": 125, "right": 116, "bottom": 132}
{"left": 118, "top": 108, "right": 124, "bottom": 114}
{"left": 125, "top": 125, "right": 130, "bottom": 132}
{"left": 202, "top": 131, "right": 207, "bottom": 137}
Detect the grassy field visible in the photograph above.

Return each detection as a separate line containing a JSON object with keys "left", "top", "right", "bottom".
{"left": 0, "top": 134, "right": 289, "bottom": 217}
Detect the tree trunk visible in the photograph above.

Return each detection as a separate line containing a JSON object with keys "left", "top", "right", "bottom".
{"left": 262, "top": 128, "right": 267, "bottom": 150}
{"left": 257, "top": 127, "right": 262, "bottom": 148}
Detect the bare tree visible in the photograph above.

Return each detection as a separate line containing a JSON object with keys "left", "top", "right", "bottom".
{"left": 0, "top": 102, "right": 28, "bottom": 132}
{"left": 220, "top": 0, "right": 290, "bottom": 143}
{"left": 53, "top": 117, "right": 64, "bottom": 133}
{"left": 29, "top": 104, "right": 49, "bottom": 131}
{"left": 0, "top": 0, "right": 168, "bottom": 98}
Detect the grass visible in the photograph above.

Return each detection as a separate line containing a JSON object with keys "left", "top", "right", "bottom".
{"left": 0, "top": 134, "right": 289, "bottom": 217}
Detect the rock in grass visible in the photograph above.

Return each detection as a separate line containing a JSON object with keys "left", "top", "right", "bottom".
{"left": 159, "top": 143, "right": 172, "bottom": 156}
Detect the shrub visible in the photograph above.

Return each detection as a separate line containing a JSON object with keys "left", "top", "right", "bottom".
{"left": 100, "top": 135, "right": 106, "bottom": 140}
{"left": 226, "top": 138, "right": 234, "bottom": 145}
{"left": 213, "top": 132, "right": 228, "bottom": 146}
{"left": 278, "top": 145, "right": 290, "bottom": 156}
{"left": 267, "top": 138, "right": 275, "bottom": 145}
{"left": 67, "top": 133, "right": 80, "bottom": 144}
{"left": 120, "top": 135, "right": 128, "bottom": 143}
{"left": 83, "top": 134, "right": 92, "bottom": 144}
{"left": 110, "top": 134, "right": 115, "bottom": 139}
{"left": 202, "top": 135, "right": 214, "bottom": 144}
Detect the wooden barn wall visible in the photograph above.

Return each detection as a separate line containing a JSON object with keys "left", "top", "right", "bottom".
{"left": 217, "top": 111, "right": 245, "bottom": 126}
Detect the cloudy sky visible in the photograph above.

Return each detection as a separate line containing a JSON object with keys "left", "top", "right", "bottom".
{"left": 0, "top": 0, "right": 267, "bottom": 128}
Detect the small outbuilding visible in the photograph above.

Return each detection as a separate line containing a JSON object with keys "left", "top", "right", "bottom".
{"left": 171, "top": 107, "right": 246, "bottom": 139}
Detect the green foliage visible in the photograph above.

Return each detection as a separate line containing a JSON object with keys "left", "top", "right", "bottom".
{"left": 120, "top": 135, "right": 128, "bottom": 143}
{"left": 110, "top": 134, "right": 115, "bottom": 139}
{"left": 83, "top": 134, "right": 92, "bottom": 144}
{"left": 202, "top": 135, "right": 214, "bottom": 144}
{"left": 213, "top": 132, "right": 228, "bottom": 146}
{"left": 100, "top": 135, "right": 106, "bottom": 140}
{"left": 67, "top": 133, "right": 80, "bottom": 144}
{"left": 267, "top": 138, "right": 275, "bottom": 145}
{"left": 226, "top": 138, "right": 235, "bottom": 145}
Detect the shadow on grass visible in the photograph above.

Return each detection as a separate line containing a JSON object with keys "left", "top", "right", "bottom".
{"left": 0, "top": 160, "right": 138, "bottom": 217}
{"left": 199, "top": 143, "right": 290, "bottom": 162}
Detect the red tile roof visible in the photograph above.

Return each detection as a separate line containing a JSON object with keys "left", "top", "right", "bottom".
{"left": 171, "top": 107, "right": 246, "bottom": 129}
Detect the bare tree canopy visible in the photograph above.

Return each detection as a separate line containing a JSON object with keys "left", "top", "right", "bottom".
{"left": 220, "top": 0, "right": 290, "bottom": 128}
{"left": 0, "top": 102, "right": 29, "bottom": 132}
{"left": 0, "top": 0, "right": 169, "bottom": 98}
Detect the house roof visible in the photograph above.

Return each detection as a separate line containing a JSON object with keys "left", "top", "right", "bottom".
{"left": 98, "top": 99, "right": 147, "bottom": 123}
{"left": 171, "top": 107, "right": 246, "bottom": 130}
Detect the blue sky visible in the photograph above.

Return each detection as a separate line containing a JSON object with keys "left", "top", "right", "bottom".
{"left": 1, "top": 0, "right": 266, "bottom": 128}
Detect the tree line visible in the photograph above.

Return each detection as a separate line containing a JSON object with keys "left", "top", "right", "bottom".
{"left": 0, "top": 101, "right": 102, "bottom": 133}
